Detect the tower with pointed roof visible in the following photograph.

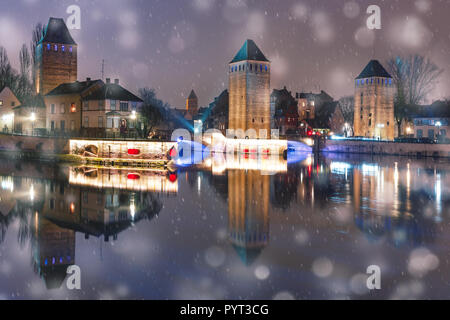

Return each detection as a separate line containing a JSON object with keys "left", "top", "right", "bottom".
{"left": 354, "top": 60, "right": 395, "bottom": 140}
{"left": 228, "top": 40, "right": 270, "bottom": 138}
{"left": 186, "top": 89, "right": 198, "bottom": 115}
{"left": 35, "top": 17, "right": 78, "bottom": 95}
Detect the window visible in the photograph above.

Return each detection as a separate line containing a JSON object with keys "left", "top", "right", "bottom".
{"left": 428, "top": 129, "right": 435, "bottom": 138}
{"left": 366, "top": 79, "right": 369, "bottom": 84}
{"left": 51, "top": 121, "right": 55, "bottom": 131}
{"left": 417, "top": 129, "right": 423, "bottom": 138}
{"left": 60, "top": 103, "right": 65, "bottom": 114}
{"left": 69, "top": 46, "right": 73, "bottom": 53}
{"left": 46, "top": 44, "right": 51, "bottom": 51}
{"left": 360, "top": 93, "right": 363, "bottom": 105}
{"left": 0, "top": 100, "right": 2, "bottom": 106}
{"left": 51, "top": 104, "right": 55, "bottom": 114}
{"left": 60, "top": 120, "right": 65, "bottom": 131}
{"left": 98, "top": 116, "right": 103, "bottom": 128}
{"left": 239, "top": 65, "right": 241, "bottom": 71}
{"left": 11, "top": 101, "right": 15, "bottom": 107}
{"left": 70, "top": 120, "right": 75, "bottom": 131}
{"left": 70, "top": 103, "right": 76, "bottom": 113}
{"left": 99, "top": 100, "right": 104, "bottom": 110}
{"left": 84, "top": 116, "right": 89, "bottom": 128}
{"left": 131, "top": 102, "right": 137, "bottom": 111}
{"left": 265, "top": 65, "right": 268, "bottom": 72}
{"left": 107, "top": 117, "right": 113, "bottom": 128}
{"left": 250, "top": 64, "right": 252, "bottom": 71}
{"left": 54, "top": 44, "right": 58, "bottom": 51}
{"left": 260, "top": 64, "right": 263, "bottom": 72}
{"left": 62, "top": 45, "right": 65, "bottom": 52}
{"left": 83, "top": 101, "right": 89, "bottom": 111}
{"left": 120, "top": 102, "right": 128, "bottom": 111}
{"left": 110, "top": 100, "right": 116, "bottom": 111}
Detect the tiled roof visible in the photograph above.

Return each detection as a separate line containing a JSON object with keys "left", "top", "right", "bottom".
{"left": 46, "top": 80, "right": 103, "bottom": 96}
{"left": 356, "top": 60, "right": 392, "bottom": 79}
{"left": 230, "top": 39, "right": 269, "bottom": 63}
{"left": 83, "top": 83, "right": 143, "bottom": 102}
{"left": 40, "top": 17, "right": 76, "bottom": 45}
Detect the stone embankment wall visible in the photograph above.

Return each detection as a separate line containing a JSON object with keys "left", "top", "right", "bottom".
{"left": 323, "top": 139, "right": 450, "bottom": 158}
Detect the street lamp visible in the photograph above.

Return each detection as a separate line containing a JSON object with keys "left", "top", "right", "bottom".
{"left": 30, "top": 112, "right": 36, "bottom": 136}
{"left": 435, "top": 121, "right": 442, "bottom": 141}
{"left": 130, "top": 111, "right": 137, "bottom": 139}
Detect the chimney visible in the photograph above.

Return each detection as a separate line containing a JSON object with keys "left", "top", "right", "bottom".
{"left": 106, "top": 78, "right": 111, "bottom": 84}
{"left": 114, "top": 79, "right": 119, "bottom": 85}
{"left": 86, "top": 77, "right": 91, "bottom": 85}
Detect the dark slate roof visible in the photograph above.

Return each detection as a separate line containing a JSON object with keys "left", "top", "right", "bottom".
{"left": 230, "top": 39, "right": 269, "bottom": 63}
{"left": 188, "top": 90, "right": 197, "bottom": 100}
{"left": 356, "top": 60, "right": 392, "bottom": 79}
{"left": 83, "top": 83, "right": 143, "bottom": 102}
{"left": 40, "top": 17, "right": 76, "bottom": 45}
{"left": 46, "top": 80, "right": 103, "bottom": 96}
{"left": 409, "top": 101, "right": 450, "bottom": 118}
{"left": 297, "top": 90, "right": 334, "bottom": 102}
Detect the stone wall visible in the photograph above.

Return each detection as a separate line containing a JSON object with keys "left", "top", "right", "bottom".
{"left": 0, "top": 133, "right": 70, "bottom": 155}
{"left": 323, "top": 139, "right": 450, "bottom": 158}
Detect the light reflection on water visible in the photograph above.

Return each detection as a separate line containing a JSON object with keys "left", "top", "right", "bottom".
{"left": 0, "top": 154, "right": 448, "bottom": 300}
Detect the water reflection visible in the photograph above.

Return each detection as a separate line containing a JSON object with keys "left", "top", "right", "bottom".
{"left": 0, "top": 154, "right": 448, "bottom": 299}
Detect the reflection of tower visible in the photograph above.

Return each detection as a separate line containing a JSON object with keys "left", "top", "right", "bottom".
{"left": 33, "top": 215, "right": 75, "bottom": 290}
{"left": 228, "top": 170, "right": 269, "bottom": 265}
{"left": 228, "top": 39, "right": 270, "bottom": 137}
{"left": 35, "top": 17, "right": 78, "bottom": 95}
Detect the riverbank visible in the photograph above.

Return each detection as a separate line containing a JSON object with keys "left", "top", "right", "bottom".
{"left": 322, "top": 139, "right": 450, "bottom": 158}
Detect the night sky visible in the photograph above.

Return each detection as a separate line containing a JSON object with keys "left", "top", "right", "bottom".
{"left": 1, "top": 0, "right": 450, "bottom": 107}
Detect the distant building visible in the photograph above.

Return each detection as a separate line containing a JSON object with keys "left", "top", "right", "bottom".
{"left": 296, "top": 90, "right": 334, "bottom": 121}
{"left": 354, "top": 60, "right": 395, "bottom": 140}
{"left": 410, "top": 101, "right": 450, "bottom": 140}
{"left": 45, "top": 78, "right": 103, "bottom": 134}
{"left": 0, "top": 87, "right": 21, "bottom": 132}
{"left": 203, "top": 90, "right": 229, "bottom": 134}
{"left": 271, "top": 87, "right": 299, "bottom": 135}
{"left": 81, "top": 78, "right": 143, "bottom": 138}
{"left": 229, "top": 39, "right": 271, "bottom": 138}
{"left": 13, "top": 95, "right": 46, "bottom": 135}
{"left": 35, "top": 17, "right": 77, "bottom": 95}
{"left": 299, "top": 101, "right": 346, "bottom": 136}
{"left": 186, "top": 89, "right": 198, "bottom": 116}
{"left": 44, "top": 78, "right": 142, "bottom": 137}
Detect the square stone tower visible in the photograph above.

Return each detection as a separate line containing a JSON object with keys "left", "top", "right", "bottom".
{"left": 186, "top": 89, "right": 198, "bottom": 115}
{"left": 35, "top": 17, "right": 77, "bottom": 95}
{"left": 229, "top": 40, "right": 270, "bottom": 138}
{"left": 354, "top": 60, "right": 395, "bottom": 140}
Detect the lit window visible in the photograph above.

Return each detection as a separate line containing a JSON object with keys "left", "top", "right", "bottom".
{"left": 69, "top": 46, "right": 73, "bottom": 53}
{"left": 260, "top": 65, "right": 263, "bottom": 72}
{"left": 47, "top": 44, "right": 51, "bottom": 51}
{"left": 62, "top": 45, "right": 65, "bottom": 52}
{"left": 70, "top": 103, "right": 76, "bottom": 113}
{"left": 366, "top": 79, "right": 369, "bottom": 84}
{"left": 265, "top": 65, "right": 268, "bottom": 72}
{"left": 0, "top": 100, "right": 3, "bottom": 106}
{"left": 54, "top": 45, "right": 58, "bottom": 51}
{"left": 389, "top": 79, "right": 393, "bottom": 85}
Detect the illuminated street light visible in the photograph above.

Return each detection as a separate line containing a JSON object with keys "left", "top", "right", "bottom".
{"left": 130, "top": 110, "right": 137, "bottom": 120}
{"left": 30, "top": 112, "right": 36, "bottom": 122}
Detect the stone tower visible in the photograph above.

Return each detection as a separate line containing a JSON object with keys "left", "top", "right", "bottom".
{"left": 186, "top": 89, "right": 198, "bottom": 115}
{"left": 354, "top": 60, "right": 395, "bottom": 140}
{"left": 35, "top": 17, "right": 77, "bottom": 95}
{"left": 229, "top": 39, "right": 270, "bottom": 138}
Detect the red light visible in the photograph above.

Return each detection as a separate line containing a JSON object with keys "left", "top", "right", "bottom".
{"left": 127, "top": 173, "right": 140, "bottom": 180}
{"left": 263, "top": 149, "right": 270, "bottom": 154}
{"left": 169, "top": 148, "right": 177, "bottom": 158}
{"left": 307, "top": 131, "right": 313, "bottom": 136}
{"left": 169, "top": 173, "right": 177, "bottom": 183}
{"left": 244, "top": 149, "right": 249, "bottom": 154}
{"left": 128, "top": 149, "right": 140, "bottom": 155}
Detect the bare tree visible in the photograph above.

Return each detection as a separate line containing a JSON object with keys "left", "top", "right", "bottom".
{"left": 30, "top": 23, "right": 43, "bottom": 92}
{"left": 387, "top": 55, "right": 443, "bottom": 136}
{"left": 338, "top": 96, "right": 354, "bottom": 124}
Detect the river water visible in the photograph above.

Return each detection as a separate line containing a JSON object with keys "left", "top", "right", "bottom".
{"left": 0, "top": 153, "right": 448, "bottom": 300}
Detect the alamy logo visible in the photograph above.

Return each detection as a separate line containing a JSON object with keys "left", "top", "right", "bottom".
{"left": 366, "top": 265, "right": 381, "bottom": 290}
{"left": 66, "top": 265, "right": 81, "bottom": 290}
{"left": 366, "top": 5, "right": 381, "bottom": 30}
{"left": 66, "top": 5, "right": 81, "bottom": 30}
